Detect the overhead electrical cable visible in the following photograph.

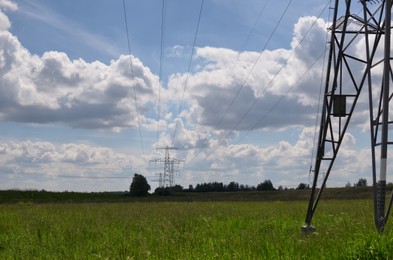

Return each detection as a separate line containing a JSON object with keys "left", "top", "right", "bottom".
{"left": 230, "top": 1, "right": 330, "bottom": 137}
{"left": 213, "top": 0, "right": 293, "bottom": 131}
{"left": 239, "top": 0, "right": 270, "bottom": 53}
{"left": 190, "top": 0, "right": 295, "bottom": 162}
{"left": 171, "top": 0, "right": 205, "bottom": 146}
{"left": 122, "top": 0, "right": 145, "bottom": 157}
{"left": 208, "top": 0, "right": 270, "bottom": 129}
{"left": 202, "top": 1, "right": 330, "bottom": 161}
{"left": 204, "top": 52, "right": 326, "bottom": 161}
{"left": 236, "top": 52, "right": 325, "bottom": 144}
{"left": 156, "top": 0, "right": 167, "bottom": 151}
{"left": 184, "top": 0, "right": 271, "bottom": 168}
{"left": 233, "top": 4, "right": 329, "bottom": 137}
{"left": 202, "top": 52, "right": 326, "bottom": 161}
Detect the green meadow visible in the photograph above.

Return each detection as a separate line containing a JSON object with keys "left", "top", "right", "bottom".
{"left": 0, "top": 198, "right": 393, "bottom": 259}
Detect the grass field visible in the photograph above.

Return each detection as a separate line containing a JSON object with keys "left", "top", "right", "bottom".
{"left": 0, "top": 199, "right": 393, "bottom": 259}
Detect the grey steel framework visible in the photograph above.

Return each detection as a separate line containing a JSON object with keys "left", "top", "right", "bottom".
{"left": 150, "top": 146, "right": 184, "bottom": 187}
{"left": 302, "top": 0, "right": 392, "bottom": 233}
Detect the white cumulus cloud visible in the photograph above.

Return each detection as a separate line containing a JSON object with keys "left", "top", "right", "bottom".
{"left": 0, "top": 28, "right": 162, "bottom": 130}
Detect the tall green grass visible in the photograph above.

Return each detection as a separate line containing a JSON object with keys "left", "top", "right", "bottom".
{"left": 0, "top": 200, "right": 392, "bottom": 259}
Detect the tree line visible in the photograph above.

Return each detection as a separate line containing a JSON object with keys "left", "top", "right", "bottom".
{"left": 129, "top": 173, "right": 376, "bottom": 197}
{"left": 189, "top": 180, "right": 275, "bottom": 192}
{"left": 129, "top": 174, "right": 283, "bottom": 196}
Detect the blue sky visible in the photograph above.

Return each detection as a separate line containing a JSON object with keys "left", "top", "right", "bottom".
{"left": 0, "top": 0, "right": 383, "bottom": 192}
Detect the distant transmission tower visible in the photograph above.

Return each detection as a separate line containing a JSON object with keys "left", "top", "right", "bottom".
{"left": 302, "top": 0, "right": 392, "bottom": 233}
{"left": 150, "top": 146, "right": 185, "bottom": 187}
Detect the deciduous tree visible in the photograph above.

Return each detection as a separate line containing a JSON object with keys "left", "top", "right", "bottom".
{"left": 129, "top": 173, "right": 150, "bottom": 196}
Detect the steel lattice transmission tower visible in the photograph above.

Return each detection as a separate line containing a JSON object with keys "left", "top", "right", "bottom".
{"left": 302, "top": 0, "right": 392, "bottom": 233}
{"left": 150, "top": 146, "right": 185, "bottom": 188}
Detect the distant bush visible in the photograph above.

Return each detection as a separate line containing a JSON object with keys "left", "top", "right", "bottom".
{"left": 154, "top": 185, "right": 183, "bottom": 196}
{"left": 355, "top": 178, "right": 367, "bottom": 187}
{"left": 154, "top": 187, "right": 171, "bottom": 196}
{"left": 297, "top": 183, "right": 310, "bottom": 190}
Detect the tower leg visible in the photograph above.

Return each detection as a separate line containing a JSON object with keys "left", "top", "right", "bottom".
{"left": 377, "top": 180, "right": 386, "bottom": 231}
{"left": 375, "top": 0, "right": 391, "bottom": 232}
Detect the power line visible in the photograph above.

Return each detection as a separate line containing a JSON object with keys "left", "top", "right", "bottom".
{"left": 229, "top": 2, "right": 330, "bottom": 139}
{"left": 202, "top": 52, "right": 326, "bottom": 162}
{"left": 192, "top": 0, "right": 361, "bottom": 165}
{"left": 239, "top": 0, "right": 270, "bottom": 52}
{"left": 213, "top": 0, "right": 293, "bottom": 131}
{"left": 236, "top": 52, "right": 326, "bottom": 144}
{"left": 207, "top": 0, "right": 270, "bottom": 124}
{"left": 189, "top": 0, "right": 296, "bottom": 161}
{"left": 122, "top": 0, "right": 145, "bottom": 157}
{"left": 171, "top": 0, "right": 205, "bottom": 146}
{"left": 234, "top": 6, "right": 330, "bottom": 142}
{"left": 156, "top": 0, "right": 167, "bottom": 151}
{"left": 208, "top": 0, "right": 269, "bottom": 119}
{"left": 199, "top": 2, "right": 330, "bottom": 161}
